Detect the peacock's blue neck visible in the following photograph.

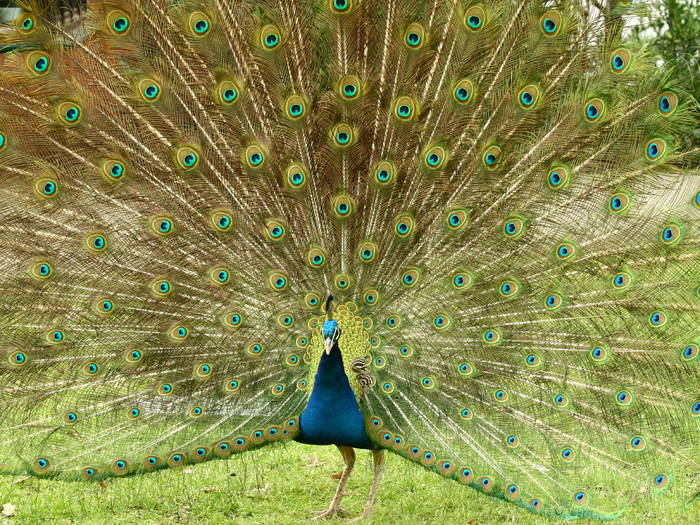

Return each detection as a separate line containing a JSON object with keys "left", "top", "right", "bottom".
{"left": 295, "top": 344, "right": 373, "bottom": 450}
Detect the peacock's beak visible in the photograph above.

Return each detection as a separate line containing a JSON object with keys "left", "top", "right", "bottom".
{"left": 324, "top": 337, "right": 333, "bottom": 355}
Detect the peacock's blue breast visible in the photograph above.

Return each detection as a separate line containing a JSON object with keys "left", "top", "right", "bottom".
{"left": 295, "top": 345, "right": 374, "bottom": 450}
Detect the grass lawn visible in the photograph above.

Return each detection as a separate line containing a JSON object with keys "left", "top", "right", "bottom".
{"left": 0, "top": 442, "right": 698, "bottom": 524}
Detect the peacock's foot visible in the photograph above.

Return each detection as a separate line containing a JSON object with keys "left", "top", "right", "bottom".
{"left": 311, "top": 507, "right": 350, "bottom": 520}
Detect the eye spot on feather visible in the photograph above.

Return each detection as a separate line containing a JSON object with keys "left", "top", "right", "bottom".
{"left": 584, "top": 98, "right": 605, "bottom": 122}
{"left": 30, "top": 261, "right": 53, "bottom": 280}
{"left": 658, "top": 91, "right": 678, "bottom": 116}
{"left": 453, "top": 79, "right": 474, "bottom": 104}
{"left": 57, "top": 102, "right": 82, "bottom": 126}
{"left": 518, "top": 85, "right": 540, "bottom": 109}
{"left": 169, "top": 325, "right": 189, "bottom": 341}
{"left": 423, "top": 145, "right": 447, "bottom": 169}
{"left": 653, "top": 474, "right": 670, "bottom": 488}
{"left": 493, "top": 389, "right": 508, "bottom": 402}
{"left": 691, "top": 402, "right": 700, "bottom": 417}
{"left": 262, "top": 218, "right": 287, "bottom": 242}
{"left": 530, "top": 499, "right": 543, "bottom": 512}
{"left": 433, "top": 314, "right": 451, "bottom": 330}
{"left": 572, "top": 491, "right": 588, "bottom": 506}
{"left": 525, "top": 353, "right": 542, "bottom": 367}
{"left": 589, "top": 345, "right": 608, "bottom": 362}
{"left": 26, "top": 51, "right": 51, "bottom": 75}
{"left": 81, "top": 467, "right": 98, "bottom": 479}
{"left": 399, "top": 344, "right": 414, "bottom": 358}
{"left": 138, "top": 78, "right": 161, "bottom": 102}
{"left": 464, "top": 6, "right": 486, "bottom": 31}
{"left": 648, "top": 310, "right": 668, "bottom": 328}
{"left": 269, "top": 271, "right": 289, "bottom": 291}
{"left": 459, "top": 408, "right": 474, "bottom": 420}
{"left": 546, "top": 165, "right": 570, "bottom": 190}
{"left": 393, "top": 96, "right": 417, "bottom": 121}
{"left": 560, "top": 447, "right": 575, "bottom": 462}
{"left": 681, "top": 343, "right": 699, "bottom": 362}
{"left": 16, "top": 13, "right": 34, "bottom": 34}
{"left": 304, "top": 292, "right": 321, "bottom": 309}
{"left": 247, "top": 342, "right": 264, "bottom": 356}
{"left": 282, "top": 162, "right": 308, "bottom": 190}
{"left": 610, "top": 48, "right": 631, "bottom": 73}
{"left": 458, "top": 468, "right": 473, "bottom": 484}
{"left": 498, "top": 279, "right": 520, "bottom": 298}
{"left": 458, "top": 362, "right": 476, "bottom": 377}
{"left": 83, "top": 361, "right": 99, "bottom": 375}
{"left": 478, "top": 476, "right": 494, "bottom": 492}
{"left": 33, "top": 457, "right": 51, "bottom": 474}
{"left": 362, "top": 288, "right": 380, "bottom": 305}
{"left": 8, "top": 351, "right": 28, "bottom": 367}
{"left": 660, "top": 223, "right": 681, "bottom": 245}
{"left": 358, "top": 241, "right": 378, "bottom": 262}
{"left": 629, "top": 435, "right": 646, "bottom": 451}
{"left": 214, "top": 79, "right": 240, "bottom": 106}
{"left": 505, "top": 435, "right": 520, "bottom": 448}
{"left": 481, "top": 145, "right": 502, "bottom": 169}
{"left": 47, "top": 330, "right": 64, "bottom": 344}
{"left": 285, "top": 95, "right": 306, "bottom": 120}
{"left": 243, "top": 144, "right": 266, "bottom": 168}
{"left": 101, "top": 159, "right": 126, "bottom": 181}
{"left": 404, "top": 23, "right": 425, "bottom": 48}
{"left": 645, "top": 138, "right": 667, "bottom": 162}
{"left": 608, "top": 192, "right": 631, "bottom": 214}
{"left": 394, "top": 214, "right": 415, "bottom": 238}
{"left": 306, "top": 246, "right": 327, "bottom": 269}
{"left": 503, "top": 217, "right": 526, "bottom": 239}
{"left": 124, "top": 348, "right": 143, "bottom": 363}
{"left": 188, "top": 12, "right": 212, "bottom": 37}
{"left": 544, "top": 292, "right": 564, "bottom": 310}
{"left": 506, "top": 484, "right": 520, "bottom": 500}
{"left": 330, "top": 0, "right": 352, "bottom": 13}
{"left": 127, "top": 407, "right": 142, "bottom": 420}
{"left": 195, "top": 363, "right": 213, "bottom": 378}
{"left": 381, "top": 381, "right": 395, "bottom": 393}
{"left": 175, "top": 146, "right": 200, "bottom": 170}
{"left": 157, "top": 382, "right": 174, "bottom": 396}
{"left": 107, "top": 10, "right": 131, "bottom": 36}
{"left": 615, "top": 390, "right": 633, "bottom": 406}
{"left": 540, "top": 10, "right": 561, "bottom": 36}
{"left": 332, "top": 194, "right": 355, "bottom": 218}
{"left": 332, "top": 123, "right": 354, "bottom": 147}
{"left": 482, "top": 328, "right": 501, "bottom": 344}
{"left": 334, "top": 273, "right": 351, "bottom": 290}
{"left": 337, "top": 74, "right": 362, "bottom": 101}
{"left": 553, "top": 393, "right": 569, "bottom": 407}
{"left": 401, "top": 268, "right": 420, "bottom": 288}
{"left": 260, "top": 24, "right": 282, "bottom": 50}
{"left": 451, "top": 271, "right": 473, "bottom": 290}
{"left": 611, "top": 271, "right": 632, "bottom": 290}
{"left": 555, "top": 241, "right": 576, "bottom": 260}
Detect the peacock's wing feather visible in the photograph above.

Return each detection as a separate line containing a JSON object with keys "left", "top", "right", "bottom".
{"left": 0, "top": 0, "right": 698, "bottom": 519}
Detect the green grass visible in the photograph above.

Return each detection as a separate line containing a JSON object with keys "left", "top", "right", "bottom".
{"left": 0, "top": 442, "right": 697, "bottom": 524}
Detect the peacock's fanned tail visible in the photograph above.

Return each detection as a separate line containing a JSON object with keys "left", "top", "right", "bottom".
{"left": 0, "top": 0, "right": 698, "bottom": 519}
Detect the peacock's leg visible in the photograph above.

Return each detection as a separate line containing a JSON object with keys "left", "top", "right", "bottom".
{"left": 350, "top": 448, "right": 386, "bottom": 522}
{"left": 312, "top": 445, "right": 355, "bottom": 519}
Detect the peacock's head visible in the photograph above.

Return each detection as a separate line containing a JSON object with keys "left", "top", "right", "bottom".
{"left": 322, "top": 319, "right": 340, "bottom": 355}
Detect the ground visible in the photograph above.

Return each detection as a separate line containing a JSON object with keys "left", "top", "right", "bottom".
{"left": 0, "top": 442, "right": 698, "bottom": 524}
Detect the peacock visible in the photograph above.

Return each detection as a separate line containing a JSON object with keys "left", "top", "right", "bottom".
{"left": 0, "top": 0, "right": 698, "bottom": 521}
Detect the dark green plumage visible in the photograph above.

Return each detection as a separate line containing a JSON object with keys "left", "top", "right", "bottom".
{"left": 0, "top": 0, "right": 698, "bottom": 520}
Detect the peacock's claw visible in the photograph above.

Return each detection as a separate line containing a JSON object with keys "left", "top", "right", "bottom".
{"left": 311, "top": 507, "right": 350, "bottom": 520}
